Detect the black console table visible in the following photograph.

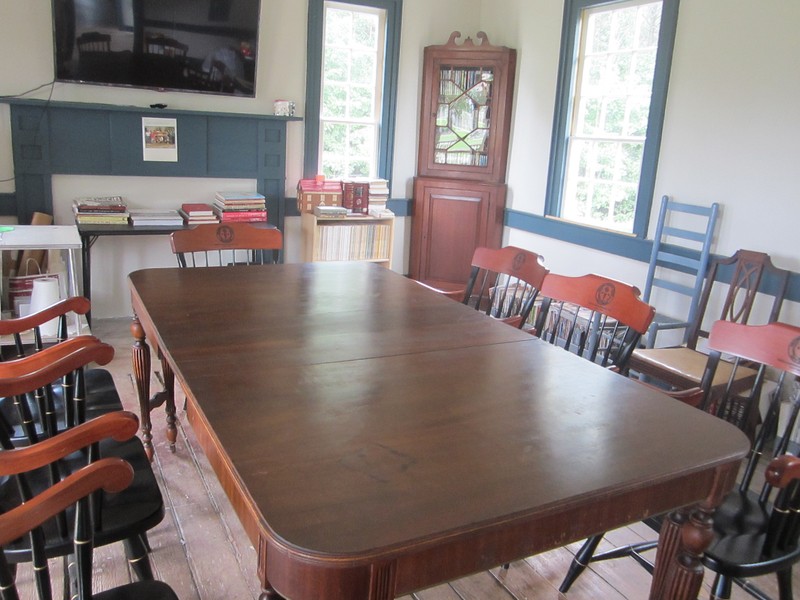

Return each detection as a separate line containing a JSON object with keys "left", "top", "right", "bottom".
{"left": 77, "top": 223, "right": 191, "bottom": 324}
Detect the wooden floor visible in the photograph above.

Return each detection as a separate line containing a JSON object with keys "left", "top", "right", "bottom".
{"left": 13, "top": 317, "right": 800, "bottom": 599}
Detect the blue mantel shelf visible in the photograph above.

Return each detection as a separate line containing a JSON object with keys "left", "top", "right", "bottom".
{"left": 3, "top": 98, "right": 302, "bottom": 230}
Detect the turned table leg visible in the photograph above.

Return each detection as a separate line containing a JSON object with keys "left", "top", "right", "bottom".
{"left": 130, "top": 315, "right": 154, "bottom": 461}
{"left": 650, "top": 503, "right": 714, "bottom": 600}
{"left": 159, "top": 351, "right": 177, "bottom": 452}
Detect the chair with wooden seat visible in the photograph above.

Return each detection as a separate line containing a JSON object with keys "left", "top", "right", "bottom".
{"left": 532, "top": 273, "right": 655, "bottom": 370}
{"left": 416, "top": 246, "right": 548, "bottom": 329}
{"left": 459, "top": 246, "right": 548, "bottom": 328}
{"left": 640, "top": 195, "right": 719, "bottom": 348}
{"left": 628, "top": 249, "right": 790, "bottom": 404}
{"left": 0, "top": 340, "right": 164, "bottom": 587}
{"left": 171, "top": 222, "right": 283, "bottom": 267}
{"left": 560, "top": 320, "right": 800, "bottom": 598}
{"left": 0, "top": 411, "right": 178, "bottom": 600}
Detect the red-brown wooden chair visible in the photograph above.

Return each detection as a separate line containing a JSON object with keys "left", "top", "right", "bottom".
{"left": 418, "top": 245, "right": 548, "bottom": 329}
{"left": 533, "top": 272, "right": 655, "bottom": 371}
{"left": 171, "top": 222, "right": 283, "bottom": 267}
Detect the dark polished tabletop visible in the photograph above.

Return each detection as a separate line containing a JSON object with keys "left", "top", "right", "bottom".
{"left": 128, "top": 262, "right": 749, "bottom": 600}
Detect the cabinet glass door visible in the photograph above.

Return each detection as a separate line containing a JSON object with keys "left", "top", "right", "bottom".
{"left": 435, "top": 66, "right": 494, "bottom": 167}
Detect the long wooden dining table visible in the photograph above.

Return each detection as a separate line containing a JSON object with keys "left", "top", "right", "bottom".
{"left": 128, "top": 262, "right": 749, "bottom": 600}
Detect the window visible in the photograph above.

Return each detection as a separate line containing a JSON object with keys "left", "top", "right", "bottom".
{"left": 545, "top": 0, "right": 679, "bottom": 237}
{"left": 320, "top": 4, "right": 385, "bottom": 178}
{"left": 305, "top": 0, "right": 402, "bottom": 181}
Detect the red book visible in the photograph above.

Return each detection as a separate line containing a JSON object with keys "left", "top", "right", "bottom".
{"left": 342, "top": 182, "right": 369, "bottom": 214}
{"left": 219, "top": 211, "right": 267, "bottom": 222}
{"left": 181, "top": 203, "right": 215, "bottom": 216}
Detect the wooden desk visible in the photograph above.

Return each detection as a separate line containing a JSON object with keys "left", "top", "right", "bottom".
{"left": 128, "top": 263, "right": 749, "bottom": 600}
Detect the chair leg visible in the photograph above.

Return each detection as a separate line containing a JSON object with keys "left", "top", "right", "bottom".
{"left": 124, "top": 534, "right": 154, "bottom": 581}
{"left": 777, "top": 568, "right": 793, "bottom": 600}
{"left": 558, "top": 534, "right": 604, "bottom": 593}
{"left": 710, "top": 573, "right": 732, "bottom": 599}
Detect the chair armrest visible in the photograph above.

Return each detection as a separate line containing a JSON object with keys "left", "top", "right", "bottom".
{"left": 414, "top": 280, "right": 465, "bottom": 301}
{"left": 634, "top": 379, "right": 705, "bottom": 408}
{"left": 0, "top": 411, "right": 139, "bottom": 475}
{"left": 766, "top": 455, "right": 800, "bottom": 488}
{"left": 0, "top": 296, "right": 90, "bottom": 335}
{"left": 0, "top": 457, "right": 134, "bottom": 547}
{"left": 645, "top": 318, "right": 693, "bottom": 348}
{"left": 0, "top": 337, "right": 114, "bottom": 396}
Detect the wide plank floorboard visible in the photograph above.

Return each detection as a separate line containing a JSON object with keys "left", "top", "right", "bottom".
{"left": 11, "top": 318, "right": 800, "bottom": 599}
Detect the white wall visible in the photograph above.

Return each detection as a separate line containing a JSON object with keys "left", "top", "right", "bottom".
{"left": 1, "top": 0, "right": 798, "bottom": 322}
{"left": 489, "top": 0, "right": 800, "bottom": 325}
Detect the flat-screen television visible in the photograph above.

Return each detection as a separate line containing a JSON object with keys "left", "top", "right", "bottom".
{"left": 52, "top": 0, "right": 260, "bottom": 97}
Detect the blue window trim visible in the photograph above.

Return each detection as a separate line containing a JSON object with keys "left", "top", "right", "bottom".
{"left": 304, "top": 0, "right": 403, "bottom": 182}
{"left": 542, "top": 0, "right": 680, "bottom": 242}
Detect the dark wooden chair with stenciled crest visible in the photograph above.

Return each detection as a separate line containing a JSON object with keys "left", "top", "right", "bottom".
{"left": 417, "top": 246, "right": 548, "bottom": 329}
{"left": 0, "top": 411, "right": 177, "bottom": 599}
{"left": 0, "top": 340, "right": 165, "bottom": 593}
{"left": 170, "top": 222, "right": 283, "bottom": 268}
{"left": 532, "top": 273, "right": 656, "bottom": 371}
{"left": 561, "top": 320, "right": 800, "bottom": 600}
{"left": 0, "top": 297, "right": 122, "bottom": 444}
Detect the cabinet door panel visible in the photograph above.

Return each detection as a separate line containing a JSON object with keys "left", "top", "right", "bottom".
{"left": 425, "top": 192, "right": 483, "bottom": 284}
{"left": 410, "top": 177, "right": 504, "bottom": 287}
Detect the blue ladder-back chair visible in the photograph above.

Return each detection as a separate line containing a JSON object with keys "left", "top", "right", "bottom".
{"left": 641, "top": 195, "right": 719, "bottom": 348}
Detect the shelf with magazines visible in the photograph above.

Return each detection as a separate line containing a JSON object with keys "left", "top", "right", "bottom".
{"left": 301, "top": 212, "right": 394, "bottom": 267}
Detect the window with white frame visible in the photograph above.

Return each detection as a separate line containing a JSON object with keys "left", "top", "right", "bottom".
{"left": 319, "top": 2, "right": 386, "bottom": 179}
{"left": 546, "top": 0, "right": 678, "bottom": 237}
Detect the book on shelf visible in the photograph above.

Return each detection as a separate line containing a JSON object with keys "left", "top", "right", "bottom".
{"left": 74, "top": 214, "right": 130, "bottom": 225}
{"left": 313, "top": 221, "right": 392, "bottom": 262}
{"left": 181, "top": 203, "right": 215, "bottom": 216}
{"left": 215, "top": 209, "right": 268, "bottom": 223}
{"left": 314, "top": 206, "right": 348, "bottom": 218}
{"left": 129, "top": 209, "right": 184, "bottom": 227}
{"left": 179, "top": 210, "right": 219, "bottom": 224}
{"left": 215, "top": 191, "right": 265, "bottom": 202}
{"left": 72, "top": 196, "right": 128, "bottom": 212}
{"left": 368, "top": 207, "right": 394, "bottom": 218}
{"left": 342, "top": 180, "right": 370, "bottom": 214}
{"left": 212, "top": 200, "right": 266, "bottom": 211}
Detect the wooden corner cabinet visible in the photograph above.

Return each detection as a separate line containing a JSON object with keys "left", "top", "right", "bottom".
{"left": 410, "top": 32, "right": 516, "bottom": 288}
{"left": 301, "top": 212, "right": 394, "bottom": 267}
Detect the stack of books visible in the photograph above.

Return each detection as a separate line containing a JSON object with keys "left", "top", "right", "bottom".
{"left": 179, "top": 203, "right": 219, "bottom": 224}
{"left": 213, "top": 191, "right": 267, "bottom": 222}
{"left": 128, "top": 209, "right": 185, "bottom": 227}
{"left": 73, "top": 196, "right": 129, "bottom": 225}
{"left": 367, "top": 178, "right": 390, "bottom": 210}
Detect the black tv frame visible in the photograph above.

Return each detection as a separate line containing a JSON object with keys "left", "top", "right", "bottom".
{"left": 51, "top": 0, "right": 260, "bottom": 97}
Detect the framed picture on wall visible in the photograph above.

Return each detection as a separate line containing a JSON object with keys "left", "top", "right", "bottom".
{"left": 142, "top": 117, "right": 178, "bottom": 162}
